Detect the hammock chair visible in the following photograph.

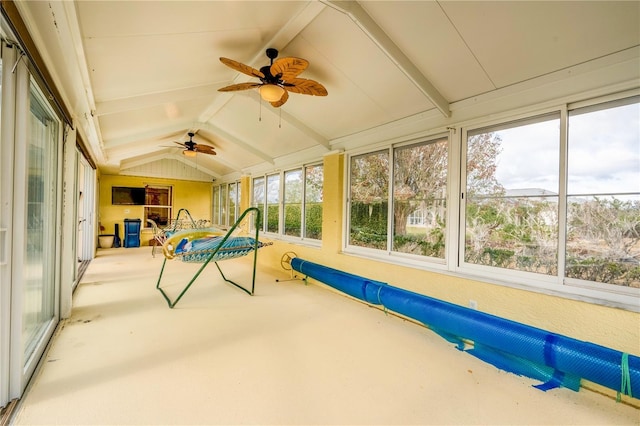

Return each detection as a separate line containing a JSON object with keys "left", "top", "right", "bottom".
{"left": 155, "top": 207, "right": 272, "bottom": 308}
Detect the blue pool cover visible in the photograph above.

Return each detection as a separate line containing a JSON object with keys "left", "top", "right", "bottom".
{"left": 291, "top": 257, "right": 638, "bottom": 397}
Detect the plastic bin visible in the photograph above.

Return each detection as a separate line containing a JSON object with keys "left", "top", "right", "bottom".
{"left": 123, "top": 218, "right": 141, "bottom": 248}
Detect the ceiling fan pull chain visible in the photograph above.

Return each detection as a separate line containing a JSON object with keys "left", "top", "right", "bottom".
{"left": 259, "top": 96, "right": 262, "bottom": 122}
{"left": 279, "top": 107, "right": 282, "bottom": 128}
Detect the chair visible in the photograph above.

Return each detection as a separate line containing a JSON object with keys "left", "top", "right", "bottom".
{"left": 147, "top": 219, "right": 166, "bottom": 258}
{"left": 155, "top": 207, "right": 272, "bottom": 308}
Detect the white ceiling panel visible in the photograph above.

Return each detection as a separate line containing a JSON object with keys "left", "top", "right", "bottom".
{"left": 361, "top": 1, "right": 496, "bottom": 102}
{"left": 98, "top": 97, "right": 215, "bottom": 141}
{"left": 441, "top": 1, "right": 640, "bottom": 88}
{"left": 12, "top": 1, "right": 639, "bottom": 180}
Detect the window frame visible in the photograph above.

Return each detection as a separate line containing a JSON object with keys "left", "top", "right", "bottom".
{"left": 343, "top": 93, "right": 639, "bottom": 310}
{"left": 143, "top": 185, "right": 173, "bottom": 228}
{"left": 251, "top": 162, "right": 324, "bottom": 244}
{"left": 345, "top": 135, "right": 450, "bottom": 267}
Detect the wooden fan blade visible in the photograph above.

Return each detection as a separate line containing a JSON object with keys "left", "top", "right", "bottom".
{"left": 284, "top": 78, "right": 328, "bottom": 96}
{"left": 270, "top": 57, "right": 308, "bottom": 81}
{"left": 218, "top": 82, "right": 262, "bottom": 92}
{"left": 173, "top": 141, "right": 187, "bottom": 147}
{"left": 270, "top": 89, "right": 289, "bottom": 108}
{"left": 219, "top": 57, "right": 265, "bottom": 79}
{"left": 194, "top": 144, "right": 216, "bottom": 155}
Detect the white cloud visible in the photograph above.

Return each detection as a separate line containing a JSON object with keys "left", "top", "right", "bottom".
{"left": 491, "top": 102, "right": 639, "bottom": 195}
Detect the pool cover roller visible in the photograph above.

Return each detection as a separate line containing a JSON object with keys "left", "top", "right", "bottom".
{"left": 290, "top": 257, "right": 637, "bottom": 397}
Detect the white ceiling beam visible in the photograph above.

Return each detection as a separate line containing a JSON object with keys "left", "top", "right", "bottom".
{"left": 280, "top": 110, "right": 331, "bottom": 150}
{"left": 325, "top": 0, "right": 451, "bottom": 118}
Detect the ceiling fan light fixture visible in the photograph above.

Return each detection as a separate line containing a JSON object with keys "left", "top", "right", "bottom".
{"left": 182, "top": 149, "right": 197, "bottom": 158}
{"left": 259, "top": 84, "right": 285, "bottom": 102}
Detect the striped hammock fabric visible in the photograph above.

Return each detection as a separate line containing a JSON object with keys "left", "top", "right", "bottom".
{"left": 162, "top": 227, "right": 272, "bottom": 263}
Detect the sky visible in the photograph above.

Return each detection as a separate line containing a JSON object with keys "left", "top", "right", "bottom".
{"left": 493, "top": 102, "right": 639, "bottom": 198}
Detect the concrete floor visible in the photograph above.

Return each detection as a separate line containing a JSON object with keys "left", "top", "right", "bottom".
{"left": 12, "top": 246, "right": 640, "bottom": 425}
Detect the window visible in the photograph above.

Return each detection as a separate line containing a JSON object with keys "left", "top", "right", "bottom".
{"left": 284, "top": 169, "right": 302, "bottom": 237}
{"left": 345, "top": 97, "right": 638, "bottom": 305}
{"left": 266, "top": 173, "right": 280, "bottom": 233}
{"left": 227, "top": 182, "right": 240, "bottom": 226}
{"left": 144, "top": 186, "right": 172, "bottom": 227}
{"left": 348, "top": 138, "right": 448, "bottom": 258}
{"left": 304, "top": 164, "right": 323, "bottom": 240}
{"left": 393, "top": 138, "right": 447, "bottom": 259}
{"left": 212, "top": 185, "right": 221, "bottom": 225}
{"left": 463, "top": 114, "right": 560, "bottom": 274}
{"left": 220, "top": 186, "right": 228, "bottom": 226}
{"left": 252, "top": 164, "right": 324, "bottom": 240}
{"left": 566, "top": 98, "right": 640, "bottom": 289}
{"left": 252, "top": 177, "right": 265, "bottom": 230}
{"left": 349, "top": 150, "right": 389, "bottom": 250}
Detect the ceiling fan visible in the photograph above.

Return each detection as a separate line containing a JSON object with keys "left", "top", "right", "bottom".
{"left": 173, "top": 132, "right": 216, "bottom": 157}
{"left": 218, "top": 48, "right": 327, "bottom": 107}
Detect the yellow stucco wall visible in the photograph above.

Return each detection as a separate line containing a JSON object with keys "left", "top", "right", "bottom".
{"left": 254, "top": 152, "right": 639, "bottom": 402}
{"left": 99, "top": 174, "right": 212, "bottom": 246}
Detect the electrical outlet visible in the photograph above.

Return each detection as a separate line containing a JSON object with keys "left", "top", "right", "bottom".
{"left": 469, "top": 300, "right": 478, "bottom": 310}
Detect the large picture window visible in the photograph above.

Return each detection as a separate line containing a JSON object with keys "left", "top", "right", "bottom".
{"left": 393, "top": 138, "right": 448, "bottom": 259}
{"left": 463, "top": 114, "right": 560, "bottom": 275}
{"left": 566, "top": 98, "right": 640, "bottom": 289}
{"left": 349, "top": 151, "right": 389, "bottom": 250}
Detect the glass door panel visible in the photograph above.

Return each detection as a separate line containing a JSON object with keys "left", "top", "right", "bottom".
{"left": 22, "top": 87, "right": 59, "bottom": 363}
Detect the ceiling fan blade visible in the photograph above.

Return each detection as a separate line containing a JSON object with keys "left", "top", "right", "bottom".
{"left": 173, "top": 141, "right": 187, "bottom": 148}
{"left": 284, "top": 78, "right": 328, "bottom": 96}
{"left": 270, "top": 57, "right": 308, "bottom": 81}
{"left": 218, "top": 82, "right": 262, "bottom": 92}
{"left": 194, "top": 144, "right": 216, "bottom": 155}
{"left": 219, "top": 57, "right": 265, "bottom": 79}
{"left": 270, "top": 89, "right": 289, "bottom": 108}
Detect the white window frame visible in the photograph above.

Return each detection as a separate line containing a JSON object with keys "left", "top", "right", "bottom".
{"left": 342, "top": 93, "right": 639, "bottom": 311}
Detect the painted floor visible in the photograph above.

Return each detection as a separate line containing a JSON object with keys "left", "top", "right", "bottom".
{"left": 13, "top": 247, "right": 640, "bottom": 425}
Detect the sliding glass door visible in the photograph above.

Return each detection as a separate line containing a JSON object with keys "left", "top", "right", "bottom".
{"left": 0, "top": 38, "right": 62, "bottom": 410}
{"left": 18, "top": 84, "right": 61, "bottom": 374}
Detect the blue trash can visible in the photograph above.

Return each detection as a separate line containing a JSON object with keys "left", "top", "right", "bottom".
{"left": 123, "top": 218, "right": 141, "bottom": 248}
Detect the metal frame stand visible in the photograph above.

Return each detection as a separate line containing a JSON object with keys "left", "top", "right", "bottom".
{"left": 156, "top": 207, "right": 262, "bottom": 308}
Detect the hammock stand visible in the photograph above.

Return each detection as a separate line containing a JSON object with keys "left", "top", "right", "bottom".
{"left": 155, "top": 207, "right": 269, "bottom": 308}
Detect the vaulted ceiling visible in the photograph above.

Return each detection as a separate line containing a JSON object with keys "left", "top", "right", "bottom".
{"left": 13, "top": 1, "right": 640, "bottom": 181}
